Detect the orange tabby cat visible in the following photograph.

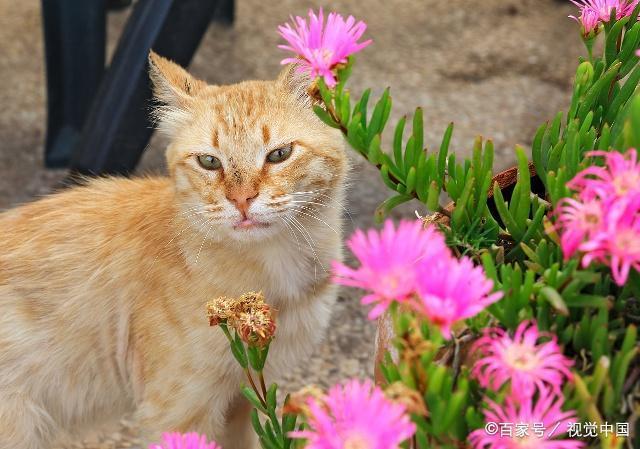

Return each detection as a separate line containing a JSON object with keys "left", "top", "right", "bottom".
{"left": 0, "top": 52, "right": 347, "bottom": 449}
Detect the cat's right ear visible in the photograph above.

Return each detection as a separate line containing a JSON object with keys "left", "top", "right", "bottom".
{"left": 148, "top": 50, "right": 207, "bottom": 108}
{"left": 277, "top": 64, "right": 313, "bottom": 108}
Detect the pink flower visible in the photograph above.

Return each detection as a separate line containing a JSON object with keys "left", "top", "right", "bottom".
{"left": 568, "top": 149, "right": 640, "bottom": 200}
{"left": 278, "top": 9, "right": 372, "bottom": 87}
{"left": 580, "top": 195, "right": 640, "bottom": 285}
{"left": 469, "top": 388, "right": 584, "bottom": 449}
{"left": 556, "top": 197, "right": 605, "bottom": 259}
{"left": 471, "top": 321, "right": 573, "bottom": 400}
{"left": 410, "top": 256, "right": 503, "bottom": 339}
{"left": 290, "top": 379, "right": 416, "bottom": 449}
{"left": 149, "top": 433, "right": 221, "bottom": 449}
{"left": 556, "top": 149, "right": 640, "bottom": 284}
{"left": 570, "top": 0, "right": 639, "bottom": 35}
{"left": 332, "top": 220, "right": 449, "bottom": 319}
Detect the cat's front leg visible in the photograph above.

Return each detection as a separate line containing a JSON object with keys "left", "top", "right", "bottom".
{"left": 215, "top": 394, "right": 259, "bottom": 449}
{"left": 133, "top": 378, "right": 235, "bottom": 445}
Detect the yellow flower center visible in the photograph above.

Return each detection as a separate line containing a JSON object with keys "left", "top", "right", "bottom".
{"left": 504, "top": 344, "right": 539, "bottom": 371}
{"left": 514, "top": 435, "right": 543, "bottom": 448}
{"left": 312, "top": 48, "right": 335, "bottom": 65}
{"left": 615, "top": 229, "right": 640, "bottom": 254}
{"left": 344, "top": 433, "right": 372, "bottom": 449}
{"left": 613, "top": 173, "right": 640, "bottom": 196}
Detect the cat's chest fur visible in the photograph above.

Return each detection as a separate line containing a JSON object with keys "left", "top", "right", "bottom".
{"left": 184, "top": 231, "right": 332, "bottom": 303}
{"left": 176, "top": 230, "right": 337, "bottom": 376}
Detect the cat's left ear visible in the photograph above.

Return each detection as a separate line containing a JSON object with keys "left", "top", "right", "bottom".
{"left": 277, "top": 64, "right": 313, "bottom": 108}
{"left": 148, "top": 50, "right": 207, "bottom": 107}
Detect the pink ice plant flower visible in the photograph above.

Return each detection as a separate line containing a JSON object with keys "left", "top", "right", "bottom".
{"left": 149, "top": 433, "right": 221, "bottom": 449}
{"left": 471, "top": 321, "right": 573, "bottom": 400}
{"left": 556, "top": 149, "right": 640, "bottom": 285}
{"left": 555, "top": 196, "right": 605, "bottom": 259}
{"left": 580, "top": 195, "right": 640, "bottom": 285}
{"left": 410, "top": 256, "right": 503, "bottom": 339}
{"left": 469, "top": 388, "right": 584, "bottom": 449}
{"left": 290, "top": 379, "right": 416, "bottom": 449}
{"left": 568, "top": 149, "right": 640, "bottom": 200}
{"left": 332, "top": 220, "right": 449, "bottom": 319}
{"left": 570, "top": 0, "right": 639, "bottom": 35}
{"left": 278, "top": 9, "right": 372, "bottom": 87}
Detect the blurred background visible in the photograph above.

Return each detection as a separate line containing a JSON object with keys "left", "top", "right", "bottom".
{"left": 0, "top": 0, "right": 584, "bottom": 446}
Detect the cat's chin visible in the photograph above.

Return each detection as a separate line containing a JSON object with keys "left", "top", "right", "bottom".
{"left": 233, "top": 218, "right": 271, "bottom": 231}
{"left": 223, "top": 219, "right": 283, "bottom": 242}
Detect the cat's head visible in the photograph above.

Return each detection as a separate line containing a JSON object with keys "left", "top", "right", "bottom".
{"left": 149, "top": 52, "right": 347, "bottom": 242}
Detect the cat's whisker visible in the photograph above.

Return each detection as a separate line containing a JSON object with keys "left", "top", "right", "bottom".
{"left": 180, "top": 205, "right": 223, "bottom": 217}
{"left": 282, "top": 215, "right": 324, "bottom": 281}
{"left": 287, "top": 215, "right": 326, "bottom": 274}
{"left": 179, "top": 210, "right": 207, "bottom": 221}
{"left": 194, "top": 219, "right": 215, "bottom": 265}
{"left": 278, "top": 216, "right": 303, "bottom": 254}
{"left": 290, "top": 207, "right": 340, "bottom": 236}
{"left": 161, "top": 214, "right": 212, "bottom": 252}
{"left": 289, "top": 192, "right": 356, "bottom": 227}
{"left": 289, "top": 199, "right": 334, "bottom": 209}
{"left": 289, "top": 187, "right": 351, "bottom": 217}
{"left": 149, "top": 214, "right": 214, "bottom": 270}
{"left": 178, "top": 204, "right": 208, "bottom": 215}
{"left": 288, "top": 199, "right": 355, "bottom": 226}
{"left": 289, "top": 187, "right": 333, "bottom": 196}
{"left": 305, "top": 192, "right": 355, "bottom": 221}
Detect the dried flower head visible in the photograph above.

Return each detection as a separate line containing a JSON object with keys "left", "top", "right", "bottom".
{"left": 283, "top": 385, "right": 327, "bottom": 416}
{"left": 238, "top": 291, "right": 267, "bottom": 308}
{"left": 384, "top": 382, "right": 428, "bottom": 416}
{"left": 399, "top": 322, "right": 439, "bottom": 366}
{"left": 206, "top": 296, "right": 241, "bottom": 326}
{"left": 236, "top": 303, "right": 277, "bottom": 347}
{"left": 206, "top": 291, "right": 268, "bottom": 327}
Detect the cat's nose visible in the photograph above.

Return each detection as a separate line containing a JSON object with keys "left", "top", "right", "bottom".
{"left": 226, "top": 187, "right": 259, "bottom": 217}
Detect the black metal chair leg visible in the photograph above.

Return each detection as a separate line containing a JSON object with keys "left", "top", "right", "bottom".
{"left": 69, "top": 0, "right": 224, "bottom": 177}
{"left": 213, "top": 0, "right": 235, "bottom": 25}
{"left": 41, "top": 0, "right": 106, "bottom": 168}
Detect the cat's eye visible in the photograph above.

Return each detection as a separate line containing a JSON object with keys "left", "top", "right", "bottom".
{"left": 197, "top": 154, "right": 222, "bottom": 170}
{"left": 266, "top": 144, "right": 293, "bottom": 164}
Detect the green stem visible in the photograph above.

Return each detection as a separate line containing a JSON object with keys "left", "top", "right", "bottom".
{"left": 607, "top": 33, "right": 624, "bottom": 102}
{"left": 259, "top": 371, "right": 268, "bottom": 400}
{"left": 245, "top": 368, "right": 267, "bottom": 407}
{"left": 322, "top": 97, "right": 407, "bottom": 186}
{"left": 220, "top": 322, "right": 233, "bottom": 343}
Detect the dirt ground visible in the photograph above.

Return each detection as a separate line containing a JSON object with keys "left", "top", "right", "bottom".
{"left": 0, "top": 0, "right": 584, "bottom": 447}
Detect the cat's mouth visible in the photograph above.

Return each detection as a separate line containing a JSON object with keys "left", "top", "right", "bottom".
{"left": 233, "top": 218, "right": 271, "bottom": 230}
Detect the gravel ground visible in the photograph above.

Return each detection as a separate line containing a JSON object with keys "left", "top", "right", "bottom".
{"left": 0, "top": 0, "right": 583, "bottom": 446}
